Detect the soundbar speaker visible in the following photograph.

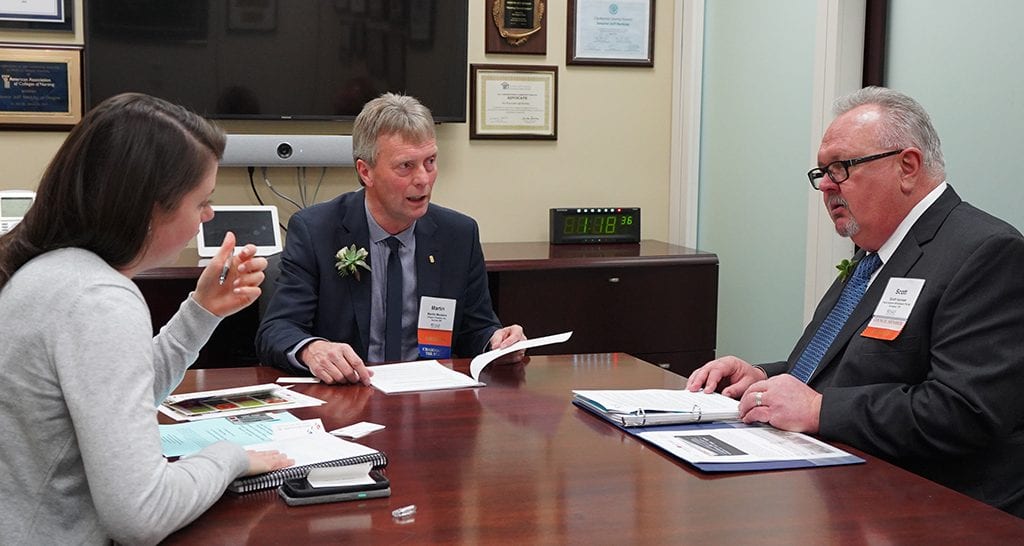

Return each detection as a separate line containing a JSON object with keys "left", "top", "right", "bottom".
{"left": 220, "top": 134, "right": 354, "bottom": 167}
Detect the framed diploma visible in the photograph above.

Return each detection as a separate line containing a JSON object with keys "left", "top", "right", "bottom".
{"left": 0, "top": 0, "right": 73, "bottom": 31}
{"left": 470, "top": 64, "right": 557, "bottom": 140}
{"left": 0, "top": 45, "right": 82, "bottom": 129}
{"left": 567, "top": 0, "right": 655, "bottom": 67}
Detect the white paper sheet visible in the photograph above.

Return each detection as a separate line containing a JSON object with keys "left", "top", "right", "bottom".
{"left": 572, "top": 389, "right": 740, "bottom": 415}
{"left": 369, "top": 360, "right": 482, "bottom": 394}
{"left": 307, "top": 462, "right": 375, "bottom": 487}
{"left": 469, "top": 331, "right": 573, "bottom": 380}
{"left": 245, "top": 432, "right": 378, "bottom": 467}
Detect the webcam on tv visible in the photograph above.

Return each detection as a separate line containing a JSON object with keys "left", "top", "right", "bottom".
{"left": 276, "top": 142, "right": 293, "bottom": 160}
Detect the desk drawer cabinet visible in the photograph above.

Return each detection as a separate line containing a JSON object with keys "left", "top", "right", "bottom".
{"left": 484, "top": 241, "right": 718, "bottom": 376}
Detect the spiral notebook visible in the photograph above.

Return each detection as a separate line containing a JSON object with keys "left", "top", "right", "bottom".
{"left": 228, "top": 433, "right": 388, "bottom": 494}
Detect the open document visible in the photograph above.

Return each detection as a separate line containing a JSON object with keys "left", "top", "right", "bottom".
{"left": 159, "top": 412, "right": 300, "bottom": 457}
{"left": 228, "top": 419, "right": 387, "bottom": 493}
{"left": 369, "top": 360, "right": 483, "bottom": 394}
{"left": 572, "top": 389, "right": 740, "bottom": 426}
{"left": 370, "top": 331, "right": 573, "bottom": 394}
{"left": 159, "top": 383, "right": 326, "bottom": 422}
{"left": 469, "top": 331, "right": 573, "bottom": 380}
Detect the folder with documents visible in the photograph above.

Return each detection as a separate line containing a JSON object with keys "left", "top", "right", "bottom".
{"left": 571, "top": 388, "right": 741, "bottom": 427}
{"left": 572, "top": 389, "right": 863, "bottom": 472}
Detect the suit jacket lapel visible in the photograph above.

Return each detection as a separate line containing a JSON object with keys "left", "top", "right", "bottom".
{"left": 807, "top": 186, "right": 961, "bottom": 382}
{"left": 338, "top": 191, "right": 372, "bottom": 353}
{"left": 415, "top": 208, "right": 441, "bottom": 299}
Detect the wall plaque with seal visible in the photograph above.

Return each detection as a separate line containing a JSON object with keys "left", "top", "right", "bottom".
{"left": 567, "top": 0, "right": 655, "bottom": 67}
{"left": 486, "top": 0, "right": 546, "bottom": 55}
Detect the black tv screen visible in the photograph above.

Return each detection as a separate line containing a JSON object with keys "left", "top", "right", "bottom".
{"left": 84, "top": 0, "right": 467, "bottom": 122}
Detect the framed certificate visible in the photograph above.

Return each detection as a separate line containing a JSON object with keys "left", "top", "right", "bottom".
{"left": 470, "top": 64, "right": 557, "bottom": 140}
{"left": 567, "top": 0, "right": 655, "bottom": 67}
{"left": 0, "top": 0, "right": 73, "bottom": 31}
{"left": 0, "top": 45, "right": 82, "bottom": 129}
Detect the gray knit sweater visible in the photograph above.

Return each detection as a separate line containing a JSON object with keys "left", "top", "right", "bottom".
{"left": 0, "top": 248, "right": 248, "bottom": 545}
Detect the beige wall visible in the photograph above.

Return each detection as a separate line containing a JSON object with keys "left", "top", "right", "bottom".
{"left": 1, "top": 1, "right": 676, "bottom": 243}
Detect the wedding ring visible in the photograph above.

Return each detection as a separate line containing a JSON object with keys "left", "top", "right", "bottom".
{"left": 755, "top": 392, "right": 764, "bottom": 407}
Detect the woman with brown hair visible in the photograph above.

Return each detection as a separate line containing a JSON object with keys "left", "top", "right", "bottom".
{"left": 0, "top": 93, "right": 290, "bottom": 545}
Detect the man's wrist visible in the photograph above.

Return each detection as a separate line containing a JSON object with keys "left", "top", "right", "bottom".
{"left": 810, "top": 393, "right": 823, "bottom": 434}
{"left": 289, "top": 337, "right": 326, "bottom": 369}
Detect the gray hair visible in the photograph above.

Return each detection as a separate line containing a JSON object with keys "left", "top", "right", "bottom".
{"left": 352, "top": 93, "right": 435, "bottom": 168}
{"left": 834, "top": 86, "right": 945, "bottom": 179}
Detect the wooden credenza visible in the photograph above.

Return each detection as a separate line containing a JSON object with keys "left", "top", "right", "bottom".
{"left": 133, "top": 259, "right": 261, "bottom": 368}
{"left": 136, "top": 240, "right": 718, "bottom": 375}
{"left": 484, "top": 241, "right": 718, "bottom": 376}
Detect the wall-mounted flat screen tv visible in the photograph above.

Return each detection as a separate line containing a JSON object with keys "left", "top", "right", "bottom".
{"left": 84, "top": 0, "right": 467, "bottom": 122}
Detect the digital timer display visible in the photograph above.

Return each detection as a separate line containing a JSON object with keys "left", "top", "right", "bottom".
{"left": 549, "top": 208, "right": 641, "bottom": 244}
{"left": 561, "top": 213, "right": 634, "bottom": 235}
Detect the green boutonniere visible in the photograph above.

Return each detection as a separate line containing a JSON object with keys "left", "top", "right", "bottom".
{"left": 335, "top": 245, "right": 370, "bottom": 281}
{"left": 835, "top": 258, "right": 858, "bottom": 282}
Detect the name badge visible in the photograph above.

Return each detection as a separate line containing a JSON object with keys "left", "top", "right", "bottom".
{"left": 861, "top": 277, "right": 925, "bottom": 340}
{"left": 418, "top": 296, "right": 456, "bottom": 358}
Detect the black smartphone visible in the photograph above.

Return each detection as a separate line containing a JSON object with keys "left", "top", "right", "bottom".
{"left": 278, "top": 469, "right": 390, "bottom": 506}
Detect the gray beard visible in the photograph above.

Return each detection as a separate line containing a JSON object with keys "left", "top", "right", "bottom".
{"left": 827, "top": 194, "right": 860, "bottom": 238}
{"left": 837, "top": 216, "right": 860, "bottom": 238}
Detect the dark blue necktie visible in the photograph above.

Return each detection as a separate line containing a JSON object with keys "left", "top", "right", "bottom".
{"left": 790, "top": 253, "right": 882, "bottom": 383}
{"left": 384, "top": 237, "right": 403, "bottom": 361}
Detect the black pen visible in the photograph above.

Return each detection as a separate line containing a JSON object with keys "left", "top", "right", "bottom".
{"left": 218, "top": 262, "right": 231, "bottom": 286}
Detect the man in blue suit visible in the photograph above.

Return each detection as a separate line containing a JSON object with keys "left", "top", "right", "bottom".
{"left": 687, "top": 87, "right": 1024, "bottom": 517}
{"left": 256, "top": 93, "right": 525, "bottom": 384}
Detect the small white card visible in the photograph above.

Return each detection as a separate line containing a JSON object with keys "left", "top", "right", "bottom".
{"left": 330, "top": 421, "right": 386, "bottom": 439}
{"left": 276, "top": 376, "right": 321, "bottom": 384}
{"left": 307, "top": 462, "right": 376, "bottom": 488}
{"left": 863, "top": 277, "right": 925, "bottom": 340}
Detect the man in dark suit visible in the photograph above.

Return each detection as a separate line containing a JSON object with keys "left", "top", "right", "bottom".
{"left": 687, "top": 87, "right": 1024, "bottom": 517}
{"left": 256, "top": 93, "right": 525, "bottom": 384}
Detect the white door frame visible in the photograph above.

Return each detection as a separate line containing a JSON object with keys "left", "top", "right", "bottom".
{"left": 668, "top": 0, "right": 867, "bottom": 321}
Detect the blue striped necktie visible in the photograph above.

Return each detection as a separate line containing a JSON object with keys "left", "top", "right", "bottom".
{"left": 790, "top": 253, "right": 882, "bottom": 383}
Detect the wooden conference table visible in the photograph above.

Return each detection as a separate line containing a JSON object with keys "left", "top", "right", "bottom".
{"left": 162, "top": 354, "right": 1024, "bottom": 544}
